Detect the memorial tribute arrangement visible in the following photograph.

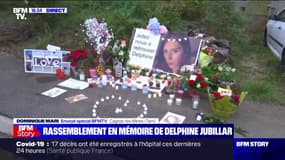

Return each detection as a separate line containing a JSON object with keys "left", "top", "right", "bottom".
{"left": 24, "top": 16, "right": 247, "bottom": 120}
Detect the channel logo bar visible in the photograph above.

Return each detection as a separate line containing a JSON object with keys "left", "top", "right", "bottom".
{"left": 28, "top": 8, "right": 67, "bottom": 14}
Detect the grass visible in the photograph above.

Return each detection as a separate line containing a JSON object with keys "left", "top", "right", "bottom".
{"left": 232, "top": 31, "right": 285, "bottom": 106}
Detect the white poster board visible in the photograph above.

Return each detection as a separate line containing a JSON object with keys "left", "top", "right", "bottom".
{"left": 128, "top": 28, "right": 161, "bottom": 69}
{"left": 24, "top": 49, "right": 70, "bottom": 74}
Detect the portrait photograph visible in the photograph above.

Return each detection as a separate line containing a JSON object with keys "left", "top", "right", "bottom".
{"left": 153, "top": 33, "right": 202, "bottom": 74}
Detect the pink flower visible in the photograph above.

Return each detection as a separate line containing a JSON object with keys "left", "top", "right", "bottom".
{"left": 159, "top": 25, "right": 168, "bottom": 34}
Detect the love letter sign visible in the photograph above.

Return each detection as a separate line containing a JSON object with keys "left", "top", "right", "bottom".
{"left": 24, "top": 49, "right": 70, "bottom": 74}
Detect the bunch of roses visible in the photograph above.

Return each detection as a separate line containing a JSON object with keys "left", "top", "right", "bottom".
{"left": 66, "top": 49, "right": 89, "bottom": 67}
{"left": 188, "top": 73, "right": 208, "bottom": 90}
{"left": 212, "top": 91, "right": 240, "bottom": 105}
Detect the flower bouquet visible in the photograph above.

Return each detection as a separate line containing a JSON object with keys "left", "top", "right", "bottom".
{"left": 208, "top": 86, "right": 247, "bottom": 118}
{"left": 198, "top": 46, "right": 216, "bottom": 68}
{"left": 181, "top": 71, "right": 209, "bottom": 97}
{"left": 202, "top": 64, "right": 236, "bottom": 86}
{"left": 112, "top": 39, "right": 129, "bottom": 66}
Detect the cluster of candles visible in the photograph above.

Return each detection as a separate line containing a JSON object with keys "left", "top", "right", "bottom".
{"left": 92, "top": 95, "right": 149, "bottom": 118}
{"left": 167, "top": 94, "right": 182, "bottom": 106}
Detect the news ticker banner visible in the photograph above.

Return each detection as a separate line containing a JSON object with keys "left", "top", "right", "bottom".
{"left": 0, "top": 138, "right": 233, "bottom": 160}
{"left": 13, "top": 118, "right": 233, "bottom": 139}
{"left": 0, "top": 139, "right": 284, "bottom": 160}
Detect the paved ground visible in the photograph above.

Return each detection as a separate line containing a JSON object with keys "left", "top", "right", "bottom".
{"left": 0, "top": 54, "right": 285, "bottom": 138}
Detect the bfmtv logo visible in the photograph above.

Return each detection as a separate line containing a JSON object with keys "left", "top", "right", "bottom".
{"left": 13, "top": 125, "right": 41, "bottom": 138}
{"left": 13, "top": 8, "right": 28, "bottom": 20}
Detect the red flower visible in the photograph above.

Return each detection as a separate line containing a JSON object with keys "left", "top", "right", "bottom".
{"left": 231, "top": 95, "right": 240, "bottom": 104}
{"left": 197, "top": 73, "right": 203, "bottom": 81}
{"left": 200, "top": 81, "right": 207, "bottom": 89}
{"left": 70, "top": 49, "right": 89, "bottom": 61}
{"left": 213, "top": 91, "right": 223, "bottom": 99}
{"left": 188, "top": 80, "right": 196, "bottom": 87}
{"left": 71, "top": 61, "right": 77, "bottom": 67}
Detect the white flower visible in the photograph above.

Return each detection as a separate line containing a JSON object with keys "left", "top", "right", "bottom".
{"left": 196, "top": 83, "right": 201, "bottom": 88}
{"left": 231, "top": 68, "right": 236, "bottom": 72}
{"left": 118, "top": 51, "right": 124, "bottom": 56}
{"left": 218, "top": 66, "right": 223, "bottom": 71}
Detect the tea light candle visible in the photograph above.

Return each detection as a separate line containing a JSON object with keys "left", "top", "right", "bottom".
{"left": 175, "top": 98, "right": 182, "bottom": 106}
{"left": 101, "top": 98, "right": 105, "bottom": 102}
{"left": 158, "top": 92, "right": 162, "bottom": 97}
{"left": 111, "top": 95, "right": 115, "bottom": 99}
{"left": 115, "top": 85, "right": 119, "bottom": 90}
{"left": 169, "top": 94, "right": 175, "bottom": 99}
{"left": 148, "top": 94, "right": 152, "bottom": 99}
{"left": 143, "top": 111, "right": 147, "bottom": 115}
{"left": 92, "top": 113, "right": 96, "bottom": 117}
{"left": 124, "top": 103, "right": 127, "bottom": 107}
{"left": 93, "top": 104, "right": 97, "bottom": 108}
{"left": 167, "top": 99, "right": 173, "bottom": 106}
{"left": 153, "top": 94, "right": 157, "bottom": 98}
{"left": 137, "top": 101, "right": 141, "bottom": 105}
{"left": 92, "top": 109, "right": 96, "bottom": 113}
{"left": 118, "top": 96, "right": 122, "bottom": 100}
{"left": 126, "top": 100, "right": 130, "bottom": 104}
{"left": 106, "top": 96, "right": 110, "bottom": 100}
{"left": 96, "top": 101, "right": 99, "bottom": 105}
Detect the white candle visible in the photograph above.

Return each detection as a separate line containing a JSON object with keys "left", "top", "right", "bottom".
{"left": 106, "top": 96, "right": 109, "bottom": 100}
{"left": 193, "top": 100, "right": 199, "bottom": 109}
{"left": 169, "top": 94, "right": 175, "bottom": 99}
{"left": 92, "top": 109, "right": 96, "bottom": 113}
{"left": 167, "top": 99, "right": 173, "bottom": 106}
{"left": 115, "top": 85, "right": 119, "bottom": 90}
{"left": 148, "top": 94, "right": 152, "bottom": 99}
{"left": 176, "top": 98, "right": 182, "bottom": 106}
{"left": 153, "top": 94, "right": 157, "bottom": 98}
{"left": 95, "top": 101, "right": 99, "bottom": 105}
{"left": 111, "top": 95, "right": 115, "bottom": 99}
{"left": 158, "top": 93, "right": 162, "bottom": 97}
{"left": 79, "top": 73, "right": 85, "bottom": 81}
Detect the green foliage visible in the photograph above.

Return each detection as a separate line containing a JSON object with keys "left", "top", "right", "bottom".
{"left": 199, "top": 1, "right": 250, "bottom": 45}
